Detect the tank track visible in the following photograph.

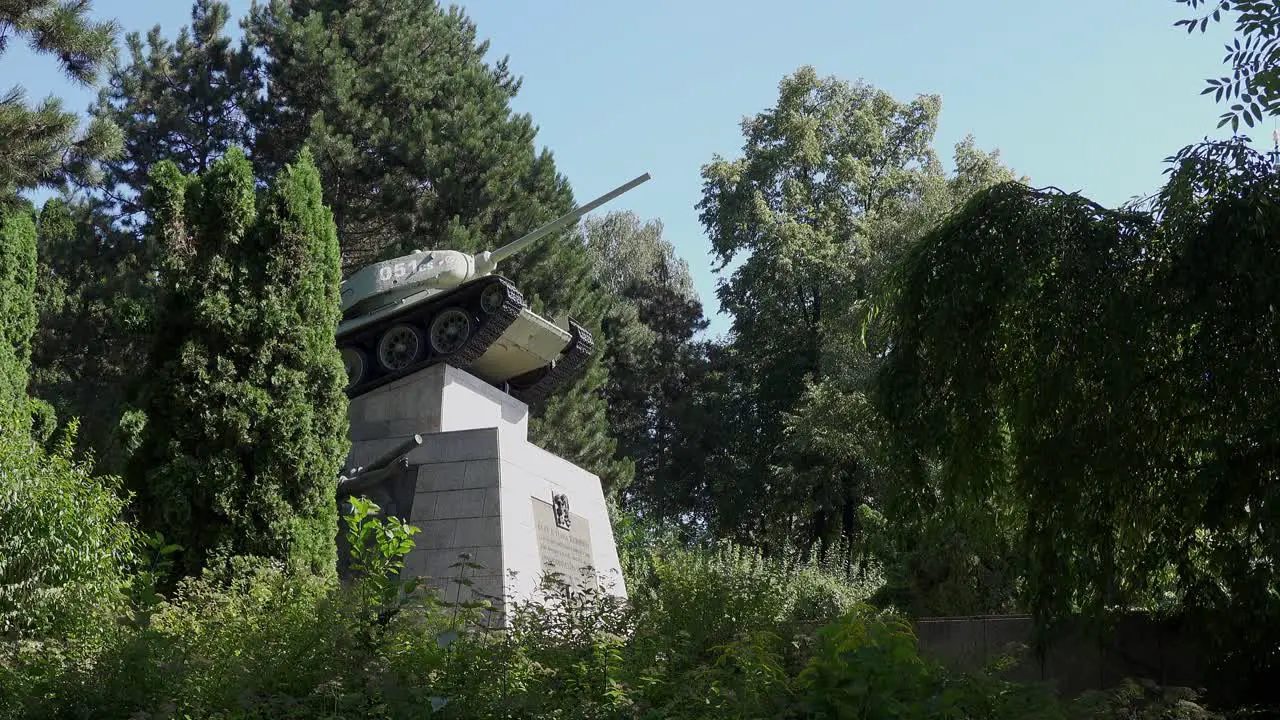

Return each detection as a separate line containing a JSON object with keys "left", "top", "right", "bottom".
{"left": 339, "top": 276, "right": 527, "bottom": 399}
{"left": 507, "top": 321, "right": 596, "bottom": 406}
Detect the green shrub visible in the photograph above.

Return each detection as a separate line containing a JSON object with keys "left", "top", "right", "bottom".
{"left": 1069, "top": 678, "right": 1224, "bottom": 720}
{"left": 20, "top": 558, "right": 359, "bottom": 718}
{"left": 626, "top": 539, "right": 880, "bottom": 667}
{"left": 129, "top": 148, "right": 349, "bottom": 583}
{"left": 0, "top": 422, "right": 138, "bottom": 641}
{"left": 0, "top": 498, "right": 1089, "bottom": 720}
{"left": 0, "top": 497, "right": 472, "bottom": 719}
{"left": 796, "top": 607, "right": 1067, "bottom": 720}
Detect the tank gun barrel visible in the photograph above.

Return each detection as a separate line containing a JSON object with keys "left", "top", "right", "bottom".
{"left": 487, "top": 172, "right": 651, "bottom": 265}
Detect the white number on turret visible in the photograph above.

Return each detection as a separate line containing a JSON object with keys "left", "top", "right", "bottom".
{"left": 377, "top": 261, "right": 417, "bottom": 283}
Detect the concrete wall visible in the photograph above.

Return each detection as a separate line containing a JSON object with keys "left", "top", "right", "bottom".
{"left": 340, "top": 363, "right": 626, "bottom": 617}
{"left": 379, "top": 426, "right": 625, "bottom": 610}
{"left": 347, "top": 363, "right": 528, "bottom": 455}
{"left": 912, "top": 614, "right": 1205, "bottom": 698}
{"left": 400, "top": 428, "right": 505, "bottom": 607}
{"left": 497, "top": 435, "right": 627, "bottom": 604}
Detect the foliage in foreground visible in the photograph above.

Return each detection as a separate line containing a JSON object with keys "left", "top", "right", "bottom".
{"left": 0, "top": 499, "right": 1228, "bottom": 719}
{"left": 0, "top": 423, "right": 139, "bottom": 641}
{"left": 1174, "top": 0, "right": 1280, "bottom": 131}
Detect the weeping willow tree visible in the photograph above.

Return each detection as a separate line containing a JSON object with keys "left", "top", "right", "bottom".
{"left": 874, "top": 136, "right": 1280, "bottom": 705}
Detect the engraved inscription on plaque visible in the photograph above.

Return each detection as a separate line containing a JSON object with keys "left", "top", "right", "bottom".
{"left": 532, "top": 496, "right": 598, "bottom": 592}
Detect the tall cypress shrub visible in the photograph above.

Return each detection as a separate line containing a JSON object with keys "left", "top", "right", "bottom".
{"left": 0, "top": 203, "right": 37, "bottom": 435}
{"left": 129, "top": 147, "right": 348, "bottom": 580}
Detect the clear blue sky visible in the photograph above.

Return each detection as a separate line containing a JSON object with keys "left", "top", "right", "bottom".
{"left": 9, "top": 0, "right": 1276, "bottom": 338}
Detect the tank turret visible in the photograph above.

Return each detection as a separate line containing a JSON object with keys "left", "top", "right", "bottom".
{"left": 336, "top": 172, "right": 651, "bottom": 403}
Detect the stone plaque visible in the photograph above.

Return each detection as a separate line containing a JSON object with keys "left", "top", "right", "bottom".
{"left": 532, "top": 496, "right": 598, "bottom": 592}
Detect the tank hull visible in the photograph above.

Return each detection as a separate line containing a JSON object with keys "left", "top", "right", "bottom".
{"left": 336, "top": 275, "right": 594, "bottom": 406}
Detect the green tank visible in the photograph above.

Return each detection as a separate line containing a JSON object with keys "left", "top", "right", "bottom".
{"left": 336, "top": 173, "right": 651, "bottom": 404}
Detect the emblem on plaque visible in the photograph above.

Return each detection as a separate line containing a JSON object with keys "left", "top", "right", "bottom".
{"left": 552, "top": 492, "right": 571, "bottom": 530}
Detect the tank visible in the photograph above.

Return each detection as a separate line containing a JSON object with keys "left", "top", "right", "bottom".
{"left": 337, "top": 172, "right": 651, "bottom": 404}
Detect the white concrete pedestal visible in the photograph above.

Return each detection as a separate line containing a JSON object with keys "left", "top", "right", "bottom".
{"left": 342, "top": 363, "right": 626, "bottom": 614}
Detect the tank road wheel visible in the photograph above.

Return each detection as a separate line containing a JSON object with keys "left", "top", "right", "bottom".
{"left": 428, "top": 307, "right": 473, "bottom": 356}
{"left": 341, "top": 346, "right": 368, "bottom": 388}
{"left": 479, "top": 282, "right": 507, "bottom": 315}
{"left": 376, "top": 324, "right": 425, "bottom": 372}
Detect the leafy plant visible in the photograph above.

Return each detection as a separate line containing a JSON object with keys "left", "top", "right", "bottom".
{"left": 875, "top": 135, "right": 1280, "bottom": 707}
{"left": 1071, "top": 678, "right": 1224, "bottom": 720}
{"left": 342, "top": 495, "right": 421, "bottom": 618}
{"left": 1174, "top": 0, "right": 1280, "bottom": 130}
{"left": 0, "top": 420, "right": 139, "bottom": 641}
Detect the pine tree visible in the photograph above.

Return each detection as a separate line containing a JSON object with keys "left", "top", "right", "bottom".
{"left": 89, "top": 0, "right": 260, "bottom": 230}
{"left": 27, "top": 0, "right": 261, "bottom": 474}
{"left": 0, "top": 0, "right": 122, "bottom": 198}
{"left": 246, "top": 0, "right": 630, "bottom": 489}
{"left": 129, "top": 147, "right": 348, "bottom": 580}
{"left": 29, "top": 198, "right": 160, "bottom": 474}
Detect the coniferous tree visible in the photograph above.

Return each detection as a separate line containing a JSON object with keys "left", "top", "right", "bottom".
{"left": 27, "top": 1, "right": 261, "bottom": 474}
{"left": 129, "top": 148, "right": 348, "bottom": 581}
{"left": 0, "top": 0, "right": 122, "bottom": 198}
{"left": 246, "top": 0, "right": 630, "bottom": 489}
{"left": 0, "top": 203, "right": 37, "bottom": 433}
{"left": 30, "top": 198, "right": 163, "bottom": 473}
{"left": 89, "top": 0, "right": 260, "bottom": 231}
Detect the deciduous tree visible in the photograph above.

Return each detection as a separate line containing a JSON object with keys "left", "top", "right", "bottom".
{"left": 579, "top": 211, "right": 708, "bottom": 509}
{"left": 876, "top": 136, "right": 1280, "bottom": 703}
{"left": 697, "top": 67, "right": 1020, "bottom": 569}
{"left": 1175, "top": 0, "right": 1280, "bottom": 130}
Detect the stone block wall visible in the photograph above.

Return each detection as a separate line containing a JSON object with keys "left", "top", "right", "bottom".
{"left": 340, "top": 363, "right": 627, "bottom": 618}
{"left": 347, "top": 363, "right": 528, "bottom": 470}
{"left": 913, "top": 614, "right": 1206, "bottom": 698}
{"left": 498, "top": 438, "right": 626, "bottom": 603}
{"left": 400, "top": 428, "right": 506, "bottom": 606}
